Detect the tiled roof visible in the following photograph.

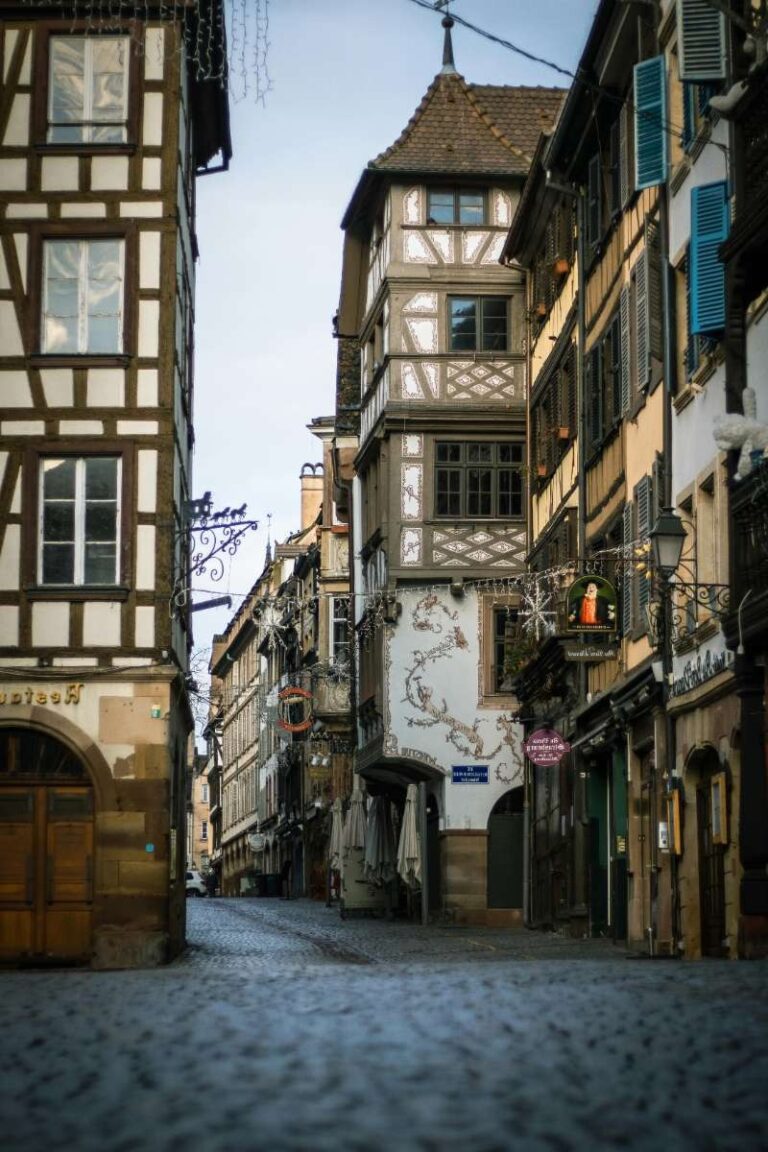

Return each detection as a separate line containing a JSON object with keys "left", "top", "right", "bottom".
{"left": 370, "top": 72, "right": 565, "bottom": 176}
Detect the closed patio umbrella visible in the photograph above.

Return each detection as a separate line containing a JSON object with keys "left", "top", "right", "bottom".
{"left": 343, "top": 786, "right": 367, "bottom": 851}
{"left": 328, "top": 797, "right": 344, "bottom": 872}
{"left": 364, "top": 795, "right": 396, "bottom": 886}
{"left": 396, "top": 783, "right": 421, "bottom": 888}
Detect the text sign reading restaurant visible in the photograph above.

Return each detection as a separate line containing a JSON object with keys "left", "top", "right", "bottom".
{"left": 523, "top": 729, "right": 571, "bottom": 767}
{"left": 452, "top": 765, "right": 489, "bottom": 784}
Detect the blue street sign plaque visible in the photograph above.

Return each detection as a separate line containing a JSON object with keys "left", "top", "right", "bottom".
{"left": 452, "top": 765, "right": 489, "bottom": 784}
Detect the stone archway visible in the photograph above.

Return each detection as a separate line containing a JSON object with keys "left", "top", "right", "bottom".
{"left": 0, "top": 725, "right": 99, "bottom": 963}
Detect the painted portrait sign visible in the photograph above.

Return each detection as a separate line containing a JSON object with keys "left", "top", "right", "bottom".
{"left": 566, "top": 575, "right": 617, "bottom": 633}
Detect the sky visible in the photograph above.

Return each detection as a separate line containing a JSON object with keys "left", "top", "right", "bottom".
{"left": 190, "top": 0, "right": 598, "bottom": 661}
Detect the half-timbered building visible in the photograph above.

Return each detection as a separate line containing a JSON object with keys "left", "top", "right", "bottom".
{"left": 336, "top": 17, "right": 563, "bottom": 924}
{"left": 0, "top": 1, "right": 230, "bottom": 966}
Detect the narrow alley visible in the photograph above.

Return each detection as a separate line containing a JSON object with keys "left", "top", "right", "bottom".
{"left": 3, "top": 900, "right": 767, "bottom": 1152}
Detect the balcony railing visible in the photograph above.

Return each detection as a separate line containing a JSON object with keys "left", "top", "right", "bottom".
{"left": 731, "top": 457, "right": 768, "bottom": 607}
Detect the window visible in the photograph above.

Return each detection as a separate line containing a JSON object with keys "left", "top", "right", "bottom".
{"left": 42, "top": 238, "right": 125, "bottom": 354}
{"left": 491, "top": 606, "right": 522, "bottom": 692}
{"left": 201, "top": 784, "right": 209, "bottom": 804}
{"left": 39, "top": 456, "right": 120, "bottom": 586}
{"left": 427, "top": 188, "right": 485, "bottom": 225}
{"left": 48, "top": 36, "right": 129, "bottom": 144}
{"left": 201, "top": 821, "right": 208, "bottom": 841}
{"left": 681, "top": 82, "right": 717, "bottom": 152}
{"left": 532, "top": 343, "right": 576, "bottom": 479}
{"left": 449, "top": 297, "right": 507, "bottom": 352}
{"left": 435, "top": 443, "right": 523, "bottom": 519}
{"left": 584, "top": 315, "right": 622, "bottom": 453}
{"left": 330, "top": 596, "right": 350, "bottom": 666}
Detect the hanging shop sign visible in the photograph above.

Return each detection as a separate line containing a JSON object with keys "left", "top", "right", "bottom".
{"left": 566, "top": 575, "right": 617, "bottom": 632}
{"left": 276, "top": 686, "right": 313, "bottom": 733}
{"left": 451, "top": 765, "right": 489, "bottom": 784}
{"left": 523, "top": 728, "right": 571, "bottom": 767}
{"left": 248, "top": 833, "right": 266, "bottom": 852}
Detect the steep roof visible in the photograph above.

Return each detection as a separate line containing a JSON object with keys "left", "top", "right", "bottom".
{"left": 371, "top": 72, "right": 564, "bottom": 177}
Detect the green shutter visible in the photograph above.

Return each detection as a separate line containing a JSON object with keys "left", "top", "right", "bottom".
{"left": 690, "top": 181, "right": 728, "bottom": 335}
{"left": 645, "top": 217, "right": 663, "bottom": 363}
{"left": 634, "top": 56, "right": 668, "bottom": 190}
{"left": 677, "top": 0, "right": 725, "bottom": 82}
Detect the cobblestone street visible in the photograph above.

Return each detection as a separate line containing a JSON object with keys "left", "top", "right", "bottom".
{"left": 3, "top": 898, "right": 767, "bottom": 1152}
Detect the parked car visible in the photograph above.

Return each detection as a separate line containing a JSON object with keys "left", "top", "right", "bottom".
{"left": 185, "top": 869, "right": 207, "bottom": 897}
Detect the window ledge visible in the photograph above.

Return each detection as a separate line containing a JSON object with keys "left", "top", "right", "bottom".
{"left": 29, "top": 354, "right": 131, "bottom": 369}
{"left": 25, "top": 585, "right": 130, "bottom": 601}
{"left": 34, "top": 143, "right": 137, "bottom": 158}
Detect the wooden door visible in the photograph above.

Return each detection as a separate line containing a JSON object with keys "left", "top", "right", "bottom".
{"left": 0, "top": 785, "right": 93, "bottom": 962}
{"left": 697, "top": 783, "right": 726, "bottom": 957}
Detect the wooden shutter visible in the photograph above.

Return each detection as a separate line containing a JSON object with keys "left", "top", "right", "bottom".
{"left": 645, "top": 216, "right": 663, "bottom": 363}
{"left": 677, "top": 0, "right": 726, "bottom": 82}
{"left": 619, "top": 284, "right": 631, "bottom": 414}
{"left": 635, "top": 476, "right": 652, "bottom": 619}
{"left": 586, "top": 345, "right": 602, "bottom": 450}
{"left": 690, "top": 181, "right": 729, "bottom": 334}
{"left": 635, "top": 249, "right": 650, "bottom": 390}
{"left": 587, "top": 153, "right": 601, "bottom": 247}
{"left": 622, "top": 502, "right": 633, "bottom": 635}
{"left": 619, "top": 101, "right": 633, "bottom": 207}
{"left": 634, "top": 56, "right": 668, "bottom": 190}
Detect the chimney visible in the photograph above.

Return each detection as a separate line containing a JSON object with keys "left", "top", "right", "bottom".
{"left": 300, "top": 463, "right": 323, "bottom": 531}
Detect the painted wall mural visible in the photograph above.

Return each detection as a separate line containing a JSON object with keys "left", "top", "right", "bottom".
{"left": 386, "top": 589, "right": 524, "bottom": 827}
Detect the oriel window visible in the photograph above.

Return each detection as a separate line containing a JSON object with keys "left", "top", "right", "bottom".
{"left": 427, "top": 189, "right": 485, "bottom": 225}
{"left": 435, "top": 442, "right": 523, "bottom": 519}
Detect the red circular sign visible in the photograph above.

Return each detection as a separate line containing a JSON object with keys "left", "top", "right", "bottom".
{"left": 277, "top": 686, "right": 313, "bottom": 733}
{"left": 523, "top": 728, "right": 571, "bottom": 767}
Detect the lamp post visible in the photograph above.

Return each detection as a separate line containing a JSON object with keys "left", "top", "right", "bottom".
{"left": 648, "top": 508, "right": 686, "bottom": 953}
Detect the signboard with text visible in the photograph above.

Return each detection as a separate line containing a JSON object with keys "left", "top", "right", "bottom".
{"left": 451, "top": 765, "right": 489, "bottom": 784}
{"left": 523, "top": 729, "right": 571, "bottom": 767}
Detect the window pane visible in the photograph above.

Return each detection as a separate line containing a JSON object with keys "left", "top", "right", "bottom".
{"left": 42, "top": 543, "right": 75, "bottom": 584}
{"left": 49, "top": 39, "right": 85, "bottom": 137}
{"left": 44, "top": 502, "right": 75, "bottom": 542}
{"left": 498, "top": 444, "right": 522, "bottom": 464}
{"left": 481, "top": 299, "right": 508, "bottom": 351}
{"left": 90, "top": 39, "right": 127, "bottom": 123}
{"left": 427, "top": 191, "right": 454, "bottom": 223}
{"left": 84, "top": 543, "right": 117, "bottom": 584}
{"left": 87, "top": 314, "right": 121, "bottom": 354}
{"left": 436, "top": 469, "right": 461, "bottom": 516}
{"left": 85, "top": 457, "right": 118, "bottom": 499}
{"left": 85, "top": 504, "right": 117, "bottom": 543}
{"left": 450, "top": 299, "right": 477, "bottom": 351}
{"left": 458, "top": 193, "right": 484, "bottom": 225}
{"left": 467, "top": 469, "right": 492, "bottom": 516}
{"left": 86, "top": 242, "right": 123, "bottom": 353}
{"left": 43, "top": 459, "right": 76, "bottom": 499}
{"left": 437, "top": 443, "right": 461, "bottom": 464}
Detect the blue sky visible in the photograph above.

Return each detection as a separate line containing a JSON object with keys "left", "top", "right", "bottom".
{"left": 191, "top": 0, "right": 598, "bottom": 654}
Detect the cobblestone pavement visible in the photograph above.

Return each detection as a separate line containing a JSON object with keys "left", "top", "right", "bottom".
{"left": 3, "top": 897, "right": 767, "bottom": 1152}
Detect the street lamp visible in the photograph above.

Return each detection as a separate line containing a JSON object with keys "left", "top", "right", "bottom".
{"left": 648, "top": 507, "right": 687, "bottom": 581}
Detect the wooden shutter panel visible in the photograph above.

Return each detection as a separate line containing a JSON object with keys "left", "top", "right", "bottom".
{"left": 622, "top": 502, "right": 633, "bottom": 635}
{"left": 635, "top": 476, "right": 652, "bottom": 617}
{"left": 634, "top": 56, "right": 668, "bottom": 190}
{"left": 690, "top": 181, "right": 729, "bottom": 334}
{"left": 635, "top": 249, "right": 650, "bottom": 389}
{"left": 587, "top": 153, "right": 601, "bottom": 247}
{"left": 620, "top": 284, "right": 631, "bottom": 414}
{"left": 677, "top": 0, "right": 726, "bottom": 82}
{"left": 586, "top": 345, "right": 602, "bottom": 449}
{"left": 645, "top": 217, "right": 663, "bottom": 363}
{"left": 619, "top": 101, "right": 632, "bottom": 207}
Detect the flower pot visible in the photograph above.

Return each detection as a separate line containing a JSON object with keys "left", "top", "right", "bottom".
{"left": 552, "top": 257, "right": 570, "bottom": 278}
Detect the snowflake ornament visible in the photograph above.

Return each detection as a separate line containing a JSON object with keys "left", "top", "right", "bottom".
{"left": 258, "top": 602, "right": 287, "bottom": 651}
{"left": 519, "top": 581, "right": 557, "bottom": 642}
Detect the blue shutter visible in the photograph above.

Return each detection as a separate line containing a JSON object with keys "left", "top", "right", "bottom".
{"left": 634, "top": 56, "right": 668, "bottom": 190}
{"left": 677, "top": 0, "right": 726, "bottom": 82}
{"left": 690, "top": 181, "right": 728, "bottom": 335}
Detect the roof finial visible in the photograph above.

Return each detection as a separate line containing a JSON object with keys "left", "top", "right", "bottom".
{"left": 441, "top": 13, "right": 457, "bottom": 75}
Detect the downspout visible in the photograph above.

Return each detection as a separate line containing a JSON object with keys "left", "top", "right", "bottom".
{"left": 658, "top": 16, "right": 679, "bottom": 957}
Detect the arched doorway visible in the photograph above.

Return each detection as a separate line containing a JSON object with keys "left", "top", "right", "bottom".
{"left": 487, "top": 787, "right": 523, "bottom": 908}
{"left": 0, "top": 727, "right": 94, "bottom": 964}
